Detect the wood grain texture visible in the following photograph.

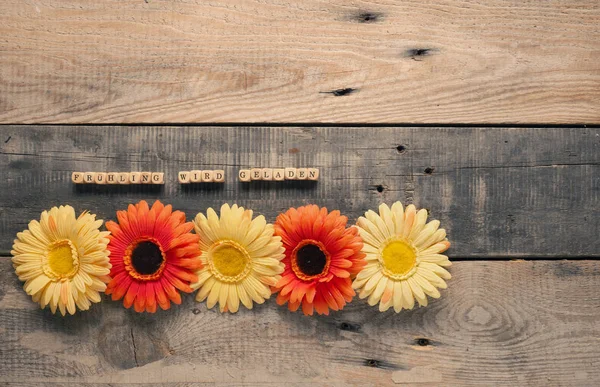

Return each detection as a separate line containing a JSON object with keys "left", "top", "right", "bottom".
{"left": 1, "top": 258, "right": 599, "bottom": 386}
{"left": 0, "top": 0, "right": 599, "bottom": 124}
{"left": 1, "top": 126, "right": 599, "bottom": 257}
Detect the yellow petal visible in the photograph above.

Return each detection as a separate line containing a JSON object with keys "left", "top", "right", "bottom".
{"left": 414, "top": 273, "right": 440, "bottom": 299}
{"left": 228, "top": 285, "right": 240, "bottom": 313}
{"left": 407, "top": 277, "right": 428, "bottom": 307}
{"left": 25, "top": 275, "right": 51, "bottom": 295}
{"left": 207, "top": 280, "right": 221, "bottom": 309}
{"left": 391, "top": 201, "right": 405, "bottom": 235}
{"left": 401, "top": 280, "right": 415, "bottom": 310}
{"left": 393, "top": 280, "right": 403, "bottom": 313}
{"left": 368, "top": 276, "right": 388, "bottom": 306}
{"left": 237, "top": 283, "right": 253, "bottom": 309}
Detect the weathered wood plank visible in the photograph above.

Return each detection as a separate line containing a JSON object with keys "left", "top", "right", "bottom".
{"left": 1, "top": 258, "right": 599, "bottom": 386}
{"left": 1, "top": 126, "right": 598, "bottom": 257}
{"left": 0, "top": 0, "right": 598, "bottom": 124}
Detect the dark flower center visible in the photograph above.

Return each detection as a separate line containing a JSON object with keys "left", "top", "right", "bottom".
{"left": 296, "top": 243, "right": 327, "bottom": 276}
{"left": 131, "top": 241, "right": 164, "bottom": 275}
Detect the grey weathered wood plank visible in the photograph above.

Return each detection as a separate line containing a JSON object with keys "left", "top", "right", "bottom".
{"left": 0, "top": 0, "right": 599, "bottom": 124}
{"left": 1, "top": 258, "right": 599, "bottom": 386}
{"left": 1, "top": 126, "right": 598, "bottom": 257}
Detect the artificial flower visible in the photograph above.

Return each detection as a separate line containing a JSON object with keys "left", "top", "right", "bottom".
{"left": 352, "top": 202, "right": 451, "bottom": 312}
{"left": 192, "top": 204, "right": 285, "bottom": 312}
{"left": 11, "top": 205, "right": 111, "bottom": 316}
{"left": 273, "top": 205, "right": 366, "bottom": 315}
{"left": 105, "top": 200, "right": 202, "bottom": 313}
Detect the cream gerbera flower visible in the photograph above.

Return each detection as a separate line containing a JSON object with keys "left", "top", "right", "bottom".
{"left": 192, "top": 204, "right": 285, "bottom": 313}
{"left": 352, "top": 202, "right": 451, "bottom": 312}
{"left": 11, "top": 205, "right": 111, "bottom": 316}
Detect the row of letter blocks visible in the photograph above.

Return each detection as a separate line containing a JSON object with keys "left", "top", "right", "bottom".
{"left": 72, "top": 172, "right": 164, "bottom": 184}
{"left": 178, "top": 170, "right": 225, "bottom": 183}
{"left": 239, "top": 168, "right": 319, "bottom": 181}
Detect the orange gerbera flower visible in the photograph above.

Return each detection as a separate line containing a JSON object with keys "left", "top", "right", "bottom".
{"left": 105, "top": 200, "right": 202, "bottom": 313}
{"left": 273, "top": 205, "right": 366, "bottom": 315}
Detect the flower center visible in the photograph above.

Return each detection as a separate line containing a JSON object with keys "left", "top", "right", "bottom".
{"left": 124, "top": 237, "right": 167, "bottom": 280}
{"left": 45, "top": 239, "right": 79, "bottom": 279}
{"left": 380, "top": 240, "right": 418, "bottom": 279}
{"left": 209, "top": 240, "right": 251, "bottom": 282}
{"left": 131, "top": 241, "right": 164, "bottom": 275}
{"left": 291, "top": 240, "right": 330, "bottom": 281}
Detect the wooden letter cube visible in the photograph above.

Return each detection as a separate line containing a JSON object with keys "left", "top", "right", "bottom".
{"left": 83, "top": 172, "right": 96, "bottom": 184}
{"left": 178, "top": 171, "right": 190, "bottom": 184}
{"left": 71, "top": 172, "right": 84, "bottom": 184}
{"left": 94, "top": 172, "right": 107, "bottom": 184}
{"left": 262, "top": 168, "right": 273, "bottom": 181}
{"left": 251, "top": 168, "right": 262, "bottom": 181}
{"left": 239, "top": 169, "right": 251, "bottom": 182}
{"left": 296, "top": 168, "right": 308, "bottom": 180}
{"left": 118, "top": 172, "right": 130, "bottom": 184}
{"left": 201, "top": 170, "right": 214, "bottom": 182}
{"left": 213, "top": 170, "right": 225, "bottom": 183}
{"left": 285, "top": 168, "right": 297, "bottom": 180}
{"left": 129, "top": 172, "right": 141, "bottom": 184}
{"left": 106, "top": 173, "right": 118, "bottom": 184}
{"left": 151, "top": 172, "right": 164, "bottom": 184}
{"left": 140, "top": 172, "right": 152, "bottom": 184}
{"left": 190, "top": 170, "right": 202, "bottom": 183}
{"left": 273, "top": 169, "right": 285, "bottom": 181}
{"left": 308, "top": 168, "right": 319, "bottom": 181}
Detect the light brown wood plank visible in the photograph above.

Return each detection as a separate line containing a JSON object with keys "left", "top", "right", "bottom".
{"left": 1, "top": 259, "right": 599, "bottom": 386}
{"left": 1, "top": 126, "right": 599, "bottom": 257}
{"left": 0, "top": 0, "right": 598, "bottom": 124}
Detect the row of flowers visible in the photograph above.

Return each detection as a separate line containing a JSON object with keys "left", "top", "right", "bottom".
{"left": 12, "top": 201, "right": 451, "bottom": 316}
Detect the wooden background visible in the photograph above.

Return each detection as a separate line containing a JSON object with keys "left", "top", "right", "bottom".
{"left": 1, "top": 1, "right": 599, "bottom": 386}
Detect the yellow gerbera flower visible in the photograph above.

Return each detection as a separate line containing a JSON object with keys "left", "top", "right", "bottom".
{"left": 192, "top": 204, "right": 285, "bottom": 313}
{"left": 352, "top": 202, "right": 451, "bottom": 312}
{"left": 11, "top": 205, "right": 111, "bottom": 316}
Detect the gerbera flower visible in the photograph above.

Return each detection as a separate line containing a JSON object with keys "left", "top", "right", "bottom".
{"left": 192, "top": 204, "right": 285, "bottom": 313}
{"left": 352, "top": 202, "right": 451, "bottom": 312}
{"left": 11, "top": 205, "right": 111, "bottom": 316}
{"left": 272, "top": 205, "right": 366, "bottom": 316}
{"left": 105, "top": 200, "right": 202, "bottom": 313}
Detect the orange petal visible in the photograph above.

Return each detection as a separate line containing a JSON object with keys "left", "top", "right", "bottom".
{"left": 123, "top": 281, "right": 140, "bottom": 309}
{"left": 145, "top": 283, "right": 157, "bottom": 313}
{"left": 133, "top": 284, "right": 146, "bottom": 312}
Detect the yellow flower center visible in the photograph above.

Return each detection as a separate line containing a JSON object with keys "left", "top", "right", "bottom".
{"left": 380, "top": 240, "right": 418, "bottom": 280}
{"left": 45, "top": 239, "right": 79, "bottom": 279}
{"left": 209, "top": 240, "right": 251, "bottom": 282}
